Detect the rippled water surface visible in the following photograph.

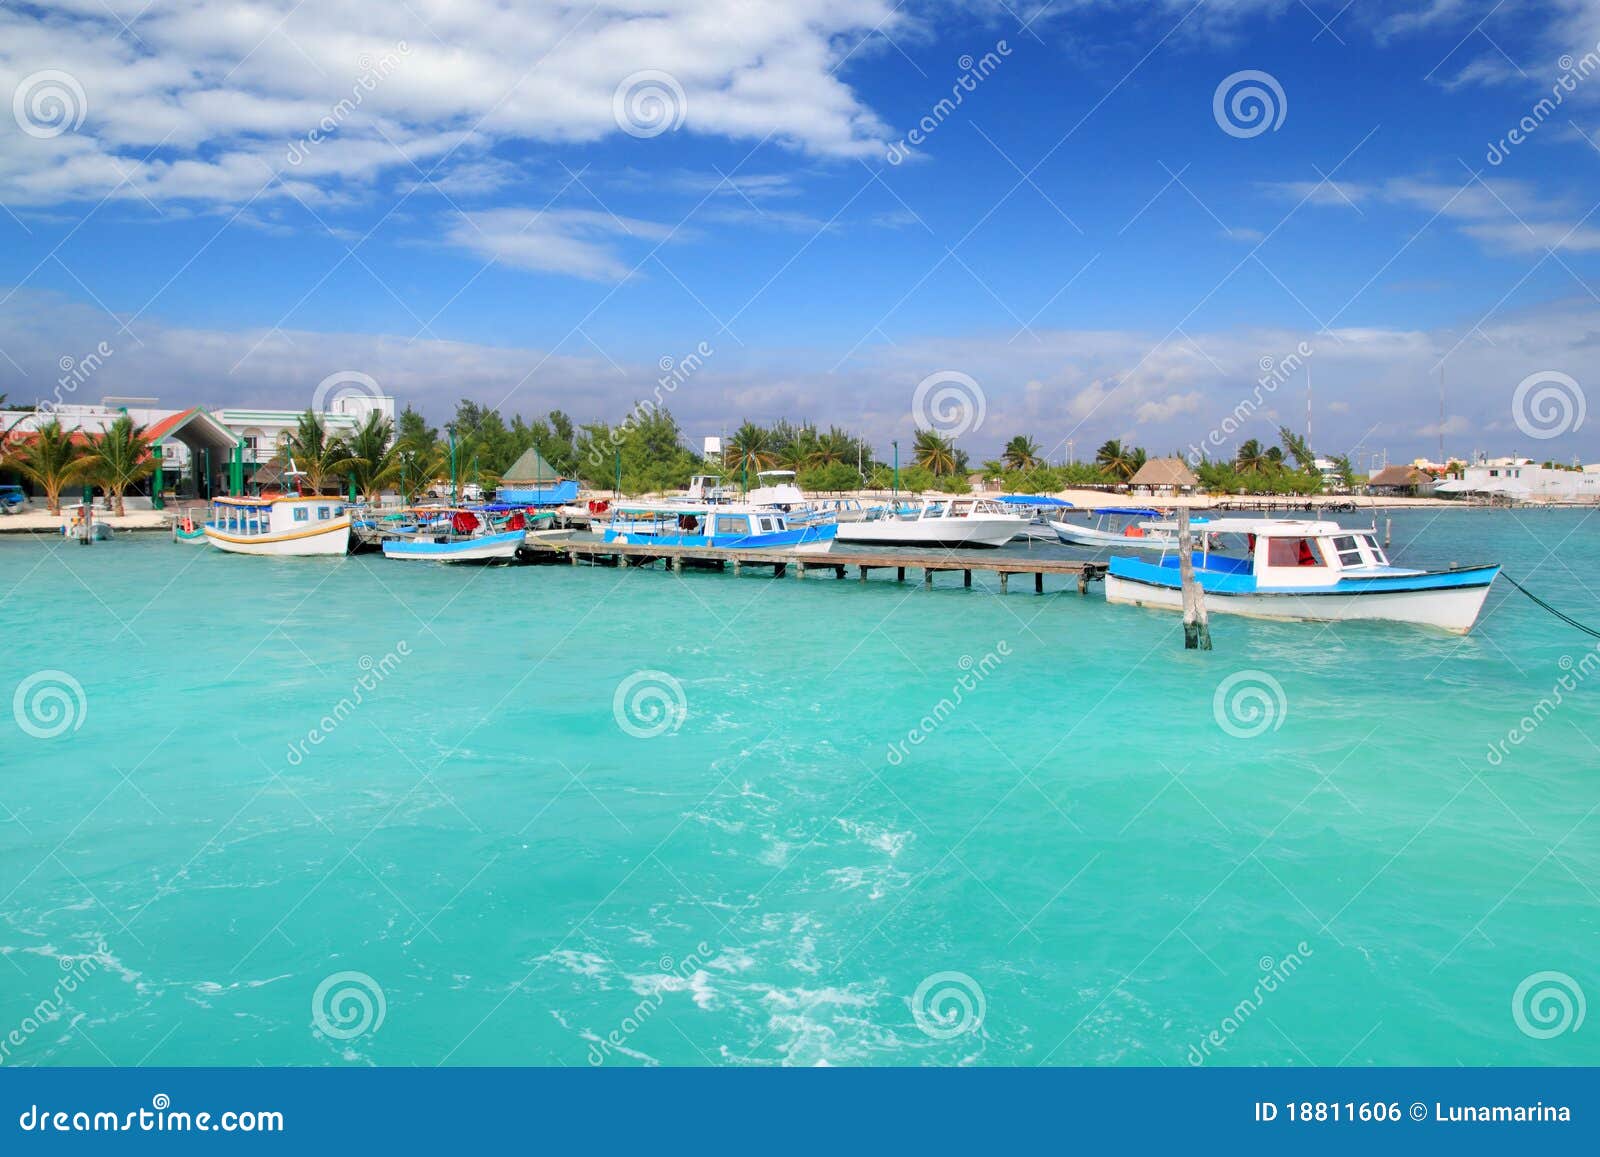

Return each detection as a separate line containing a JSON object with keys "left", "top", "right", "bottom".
{"left": 2, "top": 507, "right": 1597, "bottom": 1066}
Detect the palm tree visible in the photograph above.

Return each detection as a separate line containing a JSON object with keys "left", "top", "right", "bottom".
{"left": 913, "top": 428, "right": 958, "bottom": 476}
{"left": 1234, "top": 438, "right": 1269, "bottom": 475}
{"left": 347, "top": 412, "right": 401, "bottom": 503}
{"left": 1277, "top": 426, "right": 1316, "bottom": 471}
{"left": 3, "top": 419, "right": 94, "bottom": 514}
{"left": 811, "top": 428, "right": 851, "bottom": 467}
{"left": 1003, "top": 434, "right": 1041, "bottom": 471}
{"left": 1095, "top": 438, "right": 1139, "bottom": 480}
{"left": 88, "top": 415, "right": 157, "bottom": 515}
{"left": 285, "top": 410, "right": 357, "bottom": 495}
{"left": 782, "top": 426, "right": 821, "bottom": 472}
{"left": 726, "top": 421, "right": 779, "bottom": 479}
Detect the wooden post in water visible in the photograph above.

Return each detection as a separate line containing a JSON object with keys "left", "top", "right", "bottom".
{"left": 1177, "top": 507, "right": 1211, "bottom": 650}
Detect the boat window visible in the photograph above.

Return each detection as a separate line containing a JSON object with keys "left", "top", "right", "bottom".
{"left": 1266, "top": 537, "right": 1325, "bottom": 567}
{"left": 1359, "top": 535, "right": 1388, "bottom": 565}
{"left": 1331, "top": 535, "right": 1364, "bottom": 567}
{"left": 759, "top": 517, "right": 777, "bottom": 532}
{"left": 317, "top": 507, "right": 330, "bottom": 520}
{"left": 714, "top": 514, "right": 747, "bottom": 536}
{"left": 293, "top": 507, "right": 308, "bottom": 522}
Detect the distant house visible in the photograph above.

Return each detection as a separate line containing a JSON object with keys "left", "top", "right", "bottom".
{"left": 497, "top": 446, "right": 578, "bottom": 506}
{"left": 1366, "top": 465, "right": 1435, "bottom": 496}
{"left": 1127, "top": 457, "right": 1199, "bottom": 495}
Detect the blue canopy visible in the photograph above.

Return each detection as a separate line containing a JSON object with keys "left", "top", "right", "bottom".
{"left": 995, "top": 494, "right": 1074, "bottom": 508}
{"left": 1091, "top": 506, "right": 1163, "bottom": 517}
{"left": 496, "top": 479, "right": 579, "bottom": 506}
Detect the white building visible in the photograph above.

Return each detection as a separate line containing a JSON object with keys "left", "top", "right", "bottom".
{"left": 1, "top": 393, "right": 396, "bottom": 501}
{"left": 1434, "top": 456, "right": 1600, "bottom": 503}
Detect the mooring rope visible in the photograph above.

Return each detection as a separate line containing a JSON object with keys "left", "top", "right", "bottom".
{"left": 1501, "top": 572, "right": 1600, "bottom": 641}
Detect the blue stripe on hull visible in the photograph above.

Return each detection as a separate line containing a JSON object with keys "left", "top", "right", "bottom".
{"left": 603, "top": 523, "right": 837, "bottom": 550}
{"left": 1107, "top": 555, "right": 1499, "bottom": 596}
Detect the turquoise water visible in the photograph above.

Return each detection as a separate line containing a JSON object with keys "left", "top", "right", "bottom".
{"left": 1, "top": 509, "right": 1597, "bottom": 1067}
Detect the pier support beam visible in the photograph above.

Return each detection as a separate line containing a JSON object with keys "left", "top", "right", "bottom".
{"left": 1035, "top": 573, "right": 1043, "bottom": 595}
{"left": 733, "top": 560, "right": 742, "bottom": 576}
{"left": 924, "top": 569, "right": 934, "bottom": 590}
{"left": 775, "top": 562, "right": 787, "bottom": 578}
{"left": 835, "top": 565, "right": 846, "bottom": 580}
{"left": 858, "top": 566, "right": 867, "bottom": 583}
{"left": 1000, "top": 573, "right": 1009, "bottom": 594}
{"left": 896, "top": 567, "right": 905, "bottom": 583}
{"left": 963, "top": 570, "right": 972, "bottom": 588}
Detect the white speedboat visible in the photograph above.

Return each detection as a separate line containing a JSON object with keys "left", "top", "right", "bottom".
{"left": 833, "top": 498, "right": 1026, "bottom": 549}
{"left": 1104, "top": 518, "right": 1499, "bottom": 633}
{"left": 996, "top": 494, "right": 1075, "bottom": 542}
{"left": 203, "top": 495, "right": 351, "bottom": 556}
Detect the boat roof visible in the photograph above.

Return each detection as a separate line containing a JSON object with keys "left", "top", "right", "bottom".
{"left": 213, "top": 494, "right": 335, "bottom": 506}
{"left": 1092, "top": 506, "right": 1163, "bottom": 517}
{"left": 616, "top": 502, "right": 773, "bottom": 515}
{"left": 755, "top": 470, "right": 796, "bottom": 478}
{"left": 1195, "top": 517, "right": 1364, "bottom": 536}
{"left": 995, "top": 495, "right": 1074, "bottom": 507}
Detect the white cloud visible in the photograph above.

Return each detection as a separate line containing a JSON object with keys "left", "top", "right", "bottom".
{"left": 5, "top": 288, "right": 1598, "bottom": 462}
{"left": 441, "top": 207, "right": 677, "bottom": 281}
{"left": 0, "top": 1, "right": 900, "bottom": 208}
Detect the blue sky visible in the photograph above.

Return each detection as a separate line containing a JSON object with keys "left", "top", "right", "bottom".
{"left": 2, "top": 0, "right": 1598, "bottom": 464}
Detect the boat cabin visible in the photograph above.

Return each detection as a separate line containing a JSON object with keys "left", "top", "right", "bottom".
{"left": 209, "top": 494, "right": 346, "bottom": 536}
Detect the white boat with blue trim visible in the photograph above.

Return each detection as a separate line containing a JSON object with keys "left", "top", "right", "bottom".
{"left": 1051, "top": 506, "right": 1199, "bottom": 551}
{"left": 603, "top": 502, "right": 837, "bottom": 552}
{"left": 1104, "top": 518, "right": 1500, "bottom": 633}
{"left": 381, "top": 508, "right": 525, "bottom": 563}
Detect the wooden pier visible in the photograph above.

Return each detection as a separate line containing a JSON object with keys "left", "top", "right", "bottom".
{"left": 521, "top": 540, "right": 1106, "bottom": 595}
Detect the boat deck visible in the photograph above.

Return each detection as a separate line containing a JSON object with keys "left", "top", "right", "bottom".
{"left": 521, "top": 539, "right": 1106, "bottom": 594}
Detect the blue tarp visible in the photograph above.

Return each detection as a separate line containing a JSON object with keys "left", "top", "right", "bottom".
{"left": 1091, "top": 506, "right": 1163, "bottom": 517}
{"left": 994, "top": 494, "right": 1074, "bottom": 507}
{"left": 495, "top": 480, "right": 579, "bottom": 506}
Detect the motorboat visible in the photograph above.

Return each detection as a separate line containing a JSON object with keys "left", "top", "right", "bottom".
{"left": 381, "top": 508, "right": 524, "bottom": 563}
{"left": 1104, "top": 518, "right": 1499, "bottom": 633}
{"left": 833, "top": 497, "right": 1026, "bottom": 549}
{"left": 203, "top": 495, "right": 351, "bottom": 556}
{"left": 1051, "top": 506, "right": 1198, "bottom": 551}
{"left": 602, "top": 503, "right": 837, "bottom": 553}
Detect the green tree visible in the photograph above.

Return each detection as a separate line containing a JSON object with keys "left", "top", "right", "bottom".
{"left": 726, "top": 421, "right": 780, "bottom": 478}
{"left": 88, "top": 415, "right": 157, "bottom": 515}
{"left": 1234, "top": 438, "right": 1269, "bottom": 475}
{"left": 1277, "top": 426, "right": 1316, "bottom": 471}
{"left": 1002, "top": 434, "right": 1041, "bottom": 471}
{"left": 348, "top": 412, "right": 401, "bottom": 503}
{"left": 286, "top": 411, "right": 357, "bottom": 495}
{"left": 1095, "top": 439, "right": 1140, "bottom": 480}
{"left": 913, "top": 428, "right": 958, "bottom": 476}
{"left": 3, "top": 418, "right": 93, "bottom": 514}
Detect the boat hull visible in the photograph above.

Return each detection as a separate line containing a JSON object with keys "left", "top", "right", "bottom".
{"left": 1104, "top": 565, "right": 1499, "bottom": 633}
{"left": 1051, "top": 521, "right": 1176, "bottom": 551}
{"left": 203, "top": 518, "right": 351, "bottom": 556}
{"left": 834, "top": 518, "right": 1021, "bottom": 548}
{"left": 383, "top": 530, "right": 524, "bottom": 562}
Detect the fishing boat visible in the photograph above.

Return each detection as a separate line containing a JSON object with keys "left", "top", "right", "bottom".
{"left": 1104, "top": 518, "right": 1500, "bottom": 633}
{"left": 603, "top": 503, "right": 837, "bottom": 552}
{"left": 172, "top": 512, "right": 207, "bottom": 544}
{"left": 203, "top": 495, "right": 352, "bottom": 556}
{"left": 1051, "top": 507, "right": 1195, "bottom": 551}
{"left": 381, "top": 509, "right": 524, "bottom": 563}
{"left": 0, "top": 484, "right": 26, "bottom": 514}
{"left": 745, "top": 470, "right": 807, "bottom": 509}
{"left": 834, "top": 498, "right": 1026, "bottom": 549}
{"left": 62, "top": 503, "right": 113, "bottom": 542}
